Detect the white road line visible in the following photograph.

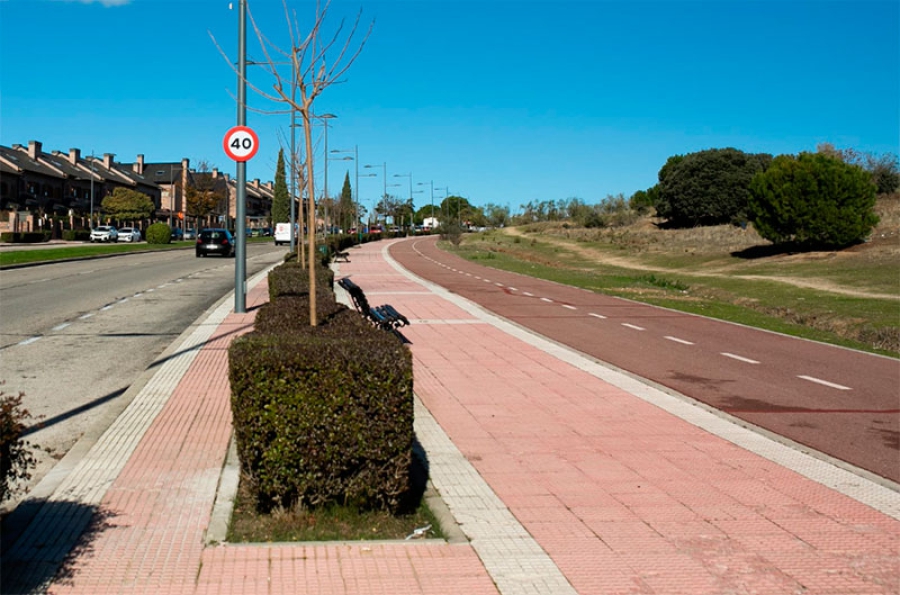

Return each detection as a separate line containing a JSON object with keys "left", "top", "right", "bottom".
{"left": 721, "top": 352, "right": 759, "bottom": 364}
{"left": 622, "top": 323, "right": 645, "bottom": 331}
{"left": 508, "top": 287, "right": 517, "bottom": 292}
{"left": 495, "top": 282, "right": 504, "bottom": 287}
{"left": 101, "top": 305, "right": 114, "bottom": 311}
{"left": 798, "top": 375, "right": 851, "bottom": 390}
{"left": 18, "top": 337, "right": 41, "bottom": 346}
{"left": 118, "top": 298, "right": 129, "bottom": 304}
{"left": 665, "top": 336, "right": 694, "bottom": 345}
{"left": 541, "top": 297, "right": 553, "bottom": 303}
{"left": 79, "top": 313, "right": 94, "bottom": 320}
{"left": 52, "top": 323, "right": 71, "bottom": 331}
{"left": 588, "top": 313, "right": 607, "bottom": 319}
{"left": 523, "top": 292, "right": 534, "bottom": 297}
{"left": 562, "top": 304, "right": 577, "bottom": 310}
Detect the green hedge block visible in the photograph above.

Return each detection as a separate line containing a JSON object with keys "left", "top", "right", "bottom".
{"left": 229, "top": 323, "right": 414, "bottom": 513}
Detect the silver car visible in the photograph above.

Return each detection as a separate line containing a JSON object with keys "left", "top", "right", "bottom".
{"left": 90, "top": 225, "right": 118, "bottom": 242}
{"left": 117, "top": 227, "right": 142, "bottom": 242}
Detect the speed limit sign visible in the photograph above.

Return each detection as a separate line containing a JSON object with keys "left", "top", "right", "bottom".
{"left": 223, "top": 125, "right": 259, "bottom": 162}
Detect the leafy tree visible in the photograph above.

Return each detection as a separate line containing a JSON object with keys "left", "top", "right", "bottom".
{"left": 482, "top": 202, "right": 510, "bottom": 227}
{"left": 817, "top": 143, "right": 899, "bottom": 194}
{"left": 271, "top": 148, "right": 290, "bottom": 223}
{"left": 629, "top": 187, "right": 656, "bottom": 213}
{"left": 656, "top": 148, "right": 771, "bottom": 226}
{"left": 749, "top": 152, "right": 879, "bottom": 248}
{"left": 0, "top": 391, "right": 38, "bottom": 503}
{"left": 441, "top": 196, "right": 472, "bottom": 225}
{"left": 185, "top": 162, "right": 226, "bottom": 224}
{"left": 101, "top": 187, "right": 155, "bottom": 221}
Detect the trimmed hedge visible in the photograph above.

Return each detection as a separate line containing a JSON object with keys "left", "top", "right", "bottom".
{"left": 268, "top": 261, "right": 335, "bottom": 301}
{"left": 0, "top": 232, "right": 51, "bottom": 244}
{"left": 63, "top": 228, "right": 91, "bottom": 241}
{"left": 229, "top": 320, "right": 414, "bottom": 513}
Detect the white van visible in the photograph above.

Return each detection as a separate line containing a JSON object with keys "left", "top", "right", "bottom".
{"left": 274, "top": 222, "right": 292, "bottom": 246}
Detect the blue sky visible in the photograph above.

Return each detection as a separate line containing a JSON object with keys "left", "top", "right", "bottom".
{"left": 1, "top": 0, "right": 897, "bottom": 214}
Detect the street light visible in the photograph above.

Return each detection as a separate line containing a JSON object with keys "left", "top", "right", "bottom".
{"left": 434, "top": 186, "right": 449, "bottom": 225}
{"left": 316, "top": 114, "right": 337, "bottom": 237}
{"left": 418, "top": 180, "right": 434, "bottom": 228}
{"left": 393, "top": 173, "right": 413, "bottom": 229}
{"left": 363, "top": 162, "right": 387, "bottom": 227}
{"left": 331, "top": 145, "right": 358, "bottom": 238}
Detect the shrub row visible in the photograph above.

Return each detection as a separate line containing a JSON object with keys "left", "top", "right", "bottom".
{"left": 229, "top": 260, "right": 414, "bottom": 513}
{"left": 0, "top": 232, "right": 51, "bottom": 244}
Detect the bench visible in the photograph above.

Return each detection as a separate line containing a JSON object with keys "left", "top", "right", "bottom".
{"left": 333, "top": 250, "right": 350, "bottom": 263}
{"left": 338, "top": 277, "right": 410, "bottom": 331}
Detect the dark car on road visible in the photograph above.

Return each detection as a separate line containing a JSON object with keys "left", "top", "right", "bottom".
{"left": 195, "top": 228, "right": 235, "bottom": 257}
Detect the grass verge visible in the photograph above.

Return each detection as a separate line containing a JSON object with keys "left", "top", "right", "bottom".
{"left": 448, "top": 220, "right": 899, "bottom": 357}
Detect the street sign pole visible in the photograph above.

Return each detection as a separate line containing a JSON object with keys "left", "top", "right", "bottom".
{"left": 235, "top": 0, "right": 248, "bottom": 313}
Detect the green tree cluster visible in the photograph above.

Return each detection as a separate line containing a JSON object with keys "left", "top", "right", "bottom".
{"left": 656, "top": 148, "right": 772, "bottom": 227}
{"left": 101, "top": 187, "right": 155, "bottom": 221}
{"left": 749, "top": 152, "right": 878, "bottom": 248}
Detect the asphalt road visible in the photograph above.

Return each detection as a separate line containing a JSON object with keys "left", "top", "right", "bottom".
{"left": 388, "top": 236, "right": 900, "bottom": 484}
{"left": 0, "top": 243, "right": 286, "bottom": 507}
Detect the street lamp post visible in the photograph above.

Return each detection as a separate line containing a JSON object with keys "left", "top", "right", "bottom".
{"left": 364, "top": 162, "right": 387, "bottom": 227}
{"left": 418, "top": 180, "right": 434, "bottom": 228}
{"left": 330, "top": 144, "right": 357, "bottom": 237}
{"left": 393, "top": 173, "right": 413, "bottom": 230}
{"left": 434, "top": 186, "right": 448, "bottom": 225}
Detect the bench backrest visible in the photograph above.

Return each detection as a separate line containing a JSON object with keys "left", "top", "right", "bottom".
{"left": 338, "top": 278, "right": 372, "bottom": 313}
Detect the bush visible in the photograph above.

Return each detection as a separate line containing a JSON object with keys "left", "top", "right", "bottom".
{"left": 657, "top": 148, "right": 772, "bottom": 227}
{"left": 267, "top": 261, "right": 335, "bottom": 301}
{"left": 0, "top": 391, "right": 39, "bottom": 503}
{"left": 145, "top": 222, "right": 172, "bottom": 244}
{"left": 0, "top": 232, "right": 51, "bottom": 244}
{"left": 229, "top": 319, "right": 414, "bottom": 513}
{"left": 749, "top": 152, "right": 879, "bottom": 248}
{"left": 62, "top": 228, "right": 91, "bottom": 241}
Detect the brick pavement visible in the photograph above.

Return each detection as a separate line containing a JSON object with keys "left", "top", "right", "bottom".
{"left": 2, "top": 238, "right": 898, "bottom": 595}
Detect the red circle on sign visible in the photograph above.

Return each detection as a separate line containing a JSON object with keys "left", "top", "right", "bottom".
{"left": 223, "top": 125, "right": 260, "bottom": 162}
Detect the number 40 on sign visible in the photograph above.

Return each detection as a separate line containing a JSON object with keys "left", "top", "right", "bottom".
{"left": 223, "top": 126, "right": 259, "bottom": 162}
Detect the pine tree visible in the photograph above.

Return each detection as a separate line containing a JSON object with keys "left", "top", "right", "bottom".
{"left": 272, "top": 149, "right": 290, "bottom": 224}
{"left": 339, "top": 171, "right": 354, "bottom": 231}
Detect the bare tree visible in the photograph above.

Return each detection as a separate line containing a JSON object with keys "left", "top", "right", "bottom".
{"left": 213, "top": 0, "right": 373, "bottom": 326}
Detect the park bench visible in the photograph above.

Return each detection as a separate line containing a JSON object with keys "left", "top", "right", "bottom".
{"left": 333, "top": 250, "right": 350, "bottom": 263}
{"left": 337, "top": 277, "right": 410, "bottom": 332}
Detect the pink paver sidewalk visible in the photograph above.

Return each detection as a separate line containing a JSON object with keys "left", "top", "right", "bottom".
{"left": 3, "top": 238, "right": 898, "bottom": 595}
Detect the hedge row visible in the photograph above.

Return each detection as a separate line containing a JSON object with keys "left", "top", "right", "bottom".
{"left": 229, "top": 260, "right": 414, "bottom": 513}
{"left": 0, "top": 232, "right": 51, "bottom": 243}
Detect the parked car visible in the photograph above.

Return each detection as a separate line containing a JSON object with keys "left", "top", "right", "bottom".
{"left": 90, "top": 225, "right": 118, "bottom": 242}
{"left": 171, "top": 228, "right": 184, "bottom": 241}
{"left": 195, "top": 228, "right": 235, "bottom": 257}
{"left": 117, "top": 227, "right": 142, "bottom": 242}
{"left": 183, "top": 228, "right": 197, "bottom": 240}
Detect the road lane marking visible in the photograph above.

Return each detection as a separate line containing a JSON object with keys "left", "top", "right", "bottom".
{"left": 18, "top": 337, "right": 41, "bottom": 346}
{"left": 562, "top": 304, "right": 577, "bottom": 310}
{"left": 721, "top": 352, "right": 759, "bottom": 364}
{"left": 508, "top": 287, "right": 517, "bottom": 292}
{"left": 541, "top": 297, "right": 553, "bottom": 303}
{"left": 798, "top": 375, "right": 851, "bottom": 390}
{"left": 101, "top": 305, "right": 114, "bottom": 311}
{"left": 52, "top": 323, "right": 71, "bottom": 331}
{"left": 622, "top": 323, "right": 645, "bottom": 331}
{"left": 665, "top": 336, "right": 694, "bottom": 345}
{"left": 589, "top": 313, "right": 607, "bottom": 319}
{"left": 523, "top": 292, "right": 534, "bottom": 297}
{"left": 79, "top": 313, "right": 94, "bottom": 320}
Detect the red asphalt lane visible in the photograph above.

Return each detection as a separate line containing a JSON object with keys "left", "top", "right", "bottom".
{"left": 388, "top": 236, "right": 900, "bottom": 484}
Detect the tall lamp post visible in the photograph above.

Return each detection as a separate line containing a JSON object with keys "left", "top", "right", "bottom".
{"left": 393, "top": 173, "right": 413, "bottom": 230}
{"left": 317, "top": 114, "right": 337, "bottom": 237}
{"left": 418, "top": 180, "right": 434, "bottom": 228}
{"left": 363, "top": 162, "right": 387, "bottom": 227}
{"left": 330, "top": 144, "right": 357, "bottom": 237}
{"left": 434, "top": 186, "right": 449, "bottom": 225}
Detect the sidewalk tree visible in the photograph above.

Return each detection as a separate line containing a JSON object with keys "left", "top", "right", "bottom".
{"left": 101, "top": 187, "right": 155, "bottom": 222}
{"left": 214, "top": 0, "right": 372, "bottom": 326}
{"left": 272, "top": 148, "right": 290, "bottom": 223}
